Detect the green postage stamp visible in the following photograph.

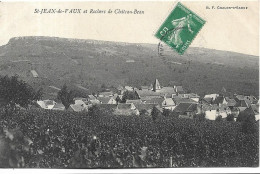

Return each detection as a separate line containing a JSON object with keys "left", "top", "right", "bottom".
{"left": 155, "top": 2, "right": 206, "bottom": 55}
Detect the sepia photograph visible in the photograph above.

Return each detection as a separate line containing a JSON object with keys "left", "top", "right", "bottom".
{"left": 0, "top": 0, "right": 259, "bottom": 172}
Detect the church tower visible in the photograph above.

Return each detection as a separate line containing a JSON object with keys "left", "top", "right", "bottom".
{"left": 153, "top": 79, "right": 161, "bottom": 92}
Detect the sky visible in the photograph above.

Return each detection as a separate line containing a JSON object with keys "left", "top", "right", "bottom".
{"left": 0, "top": 1, "right": 259, "bottom": 56}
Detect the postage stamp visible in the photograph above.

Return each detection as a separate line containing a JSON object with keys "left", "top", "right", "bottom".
{"left": 155, "top": 2, "right": 206, "bottom": 55}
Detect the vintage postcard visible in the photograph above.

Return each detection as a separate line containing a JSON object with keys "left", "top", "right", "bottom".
{"left": 0, "top": 0, "right": 259, "bottom": 172}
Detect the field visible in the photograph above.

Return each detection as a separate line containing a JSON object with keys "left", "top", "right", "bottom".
{"left": 0, "top": 108, "right": 258, "bottom": 168}
{"left": 0, "top": 36, "right": 258, "bottom": 99}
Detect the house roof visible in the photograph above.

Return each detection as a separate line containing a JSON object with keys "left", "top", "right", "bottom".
{"left": 74, "top": 100, "right": 87, "bottom": 105}
{"left": 213, "top": 96, "right": 225, "bottom": 105}
{"left": 97, "top": 97, "right": 113, "bottom": 104}
{"left": 69, "top": 103, "right": 87, "bottom": 112}
{"left": 145, "top": 97, "right": 164, "bottom": 105}
{"left": 202, "top": 97, "right": 213, "bottom": 104}
{"left": 184, "top": 93, "right": 200, "bottom": 98}
{"left": 126, "top": 99, "right": 143, "bottom": 104}
{"left": 135, "top": 89, "right": 162, "bottom": 98}
{"left": 173, "top": 97, "right": 197, "bottom": 105}
{"left": 237, "top": 107, "right": 247, "bottom": 112}
{"left": 134, "top": 104, "right": 158, "bottom": 111}
{"left": 225, "top": 97, "right": 237, "bottom": 107}
{"left": 88, "top": 95, "right": 96, "bottom": 100}
{"left": 162, "top": 98, "right": 175, "bottom": 106}
{"left": 124, "top": 86, "right": 133, "bottom": 91}
{"left": 135, "top": 87, "right": 176, "bottom": 99}
{"left": 174, "top": 103, "right": 197, "bottom": 114}
{"left": 117, "top": 85, "right": 124, "bottom": 91}
{"left": 74, "top": 98, "right": 88, "bottom": 102}
{"left": 245, "top": 95, "right": 258, "bottom": 104}
{"left": 251, "top": 104, "right": 259, "bottom": 115}
{"left": 159, "top": 87, "right": 176, "bottom": 96}
{"left": 174, "top": 86, "right": 184, "bottom": 93}
{"left": 31, "top": 70, "right": 39, "bottom": 77}
{"left": 99, "top": 91, "right": 113, "bottom": 96}
{"left": 235, "top": 95, "right": 245, "bottom": 101}
{"left": 117, "top": 103, "right": 134, "bottom": 110}
{"left": 52, "top": 103, "right": 65, "bottom": 110}
{"left": 204, "top": 94, "right": 219, "bottom": 100}
{"left": 37, "top": 100, "right": 56, "bottom": 109}
{"left": 235, "top": 100, "right": 249, "bottom": 108}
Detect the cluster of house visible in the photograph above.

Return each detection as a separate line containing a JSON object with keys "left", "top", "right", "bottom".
{"left": 36, "top": 79, "right": 259, "bottom": 121}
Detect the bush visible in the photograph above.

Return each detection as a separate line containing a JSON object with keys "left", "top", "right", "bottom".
{"left": 226, "top": 114, "right": 235, "bottom": 121}
{"left": 216, "top": 115, "right": 222, "bottom": 122}
{"left": 0, "top": 109, "right": 258, "bottom": 168}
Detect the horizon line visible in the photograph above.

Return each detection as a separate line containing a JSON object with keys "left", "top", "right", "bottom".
{"left": 1, "top": 35, "right": 259, "bottom": 57}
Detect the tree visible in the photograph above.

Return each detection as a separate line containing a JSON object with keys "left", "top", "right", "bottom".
{"left": 215, "top": 115, "right": 222, "bottom": 122}
{"left": 237, "top": 111, "right": 257, "bottom": 134}
{"left": 115, "top": 96, "right": 121, "bottom": 104}
{"left": 151, "top": 106, "right": 160, "bottom": 121}
{"left": 0, "top": 75, "right": 42, "bottom": 112}
{"left": 121, "top": 91, "right": 139, "bottom": 103}
{"left": 162, "top": 108, "right": 170, "bottom": 117}
{"left": 226, "top": 114, "right": 234, "bottom": 121}
{"left": 57, "top": 84, "right": 74, "bottom": 110}
{"left": 194, "top": 113, "right": 205, "bottom": 121}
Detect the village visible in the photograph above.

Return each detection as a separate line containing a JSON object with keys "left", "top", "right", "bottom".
{"left": 36, "top": 79, "right": 259, "bottom": 121}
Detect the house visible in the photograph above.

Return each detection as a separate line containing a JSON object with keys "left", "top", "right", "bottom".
{"left": 88, "top": 98, "right": 101, "bottom": 105}
{"left": 204, "top": 94, "right": 219, "bottom": 101}
{"left": 114, "top": 103, "right": 139, "bottom": 116}
{"left": 31, "top": 70, "right": 39, "bottom": 78}
{"left": 68, "top": 100, "right": 88, "bottom": 112}
{"left": 145, "top": 97, "right": 176, "bottom": 110}
{"left": 203, "top": 104, "right": 231, "bottom": 120}
{"left": 98, "top": 91, "right": 113, "bottom": 97}
{"left": 234, "top": 94, "right": 252, "bottom": 107}
{"left": 203, "top": 94, "right": 220, "bottom": 104}
{"left": 135, "top": 89, "right": 162, "bottom": 99}
{"left": 183, "top": 93, "right": 200, "bottom": 102}
{"left": 245, "top": 95, "right": 258, "bottom": 105}
{"left": 251, "top": 104, "right": 259, "bottom": 121}
{"left": 216, "top": 105, "right": 232, "bottom": 119}
{"left": 135, "top": 87, "right": 176, "bottom": 100}
{"left": 125, "top": 86, "right": 134, "bottom": 91}
{"left": 97, "top": 97, "right": 117, "bottom": 104}
{"left": 235, "top": 99, "right": 250, "bottom": 108}
{"left": 37, "top": 100, "right": 56, "bottom": 109}
{"left": 74, "top": 98, "right": 88, "bottom": 104}
{"left": 173, "top": 103, "right": 198, "bottom": 119}
{"left": 161, "top": 98, "right": 176, "bottom": 110}
{"left": 52, "top": 103, "right": 65, "bottom": 111}
{"left": 225, "top": 97, "right": 237, "bottom": 107}
{"left": 87, "top": 95, "right": 96, "bottom": 100}
{"left": 134, "top": 104, "right": 158, "bottom": 116}
{"left": 126, "top": 99, "right": 143, "bottom": 104}
{"left": 213, "top": 95, "right": 228, "bottom": 106}
{"left": 174, "top": 85, "right": 185, "bottom": 95}
{"left": 172, "top": 96, "right": 197, "bottom": 105}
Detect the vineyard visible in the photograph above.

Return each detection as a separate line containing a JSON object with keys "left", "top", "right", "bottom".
{"left": 0, "top": 108, "right": 259, "bottom": 168}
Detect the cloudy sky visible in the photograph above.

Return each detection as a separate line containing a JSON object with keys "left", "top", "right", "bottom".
{"left": 0, "top": 1, "right": 258, "bottom": 56}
